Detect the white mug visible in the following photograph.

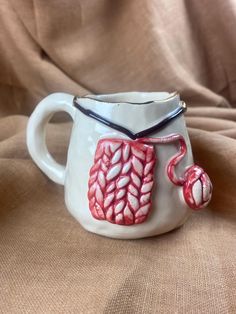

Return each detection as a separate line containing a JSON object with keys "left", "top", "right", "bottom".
{"left": 27, "top": 92, "right": 212, "bottom": 239}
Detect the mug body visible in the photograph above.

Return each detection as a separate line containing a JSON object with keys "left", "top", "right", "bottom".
{"left": 64, "top": 92, "right": 193, "bottom": 239}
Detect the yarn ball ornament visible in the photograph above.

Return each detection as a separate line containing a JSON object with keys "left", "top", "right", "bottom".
{"left": 183, "top": 165, "right": 212, "bottom": 210}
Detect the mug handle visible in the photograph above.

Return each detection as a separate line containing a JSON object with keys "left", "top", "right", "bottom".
{"left": 26, "top": 93, "right": 76, "bottom": 185}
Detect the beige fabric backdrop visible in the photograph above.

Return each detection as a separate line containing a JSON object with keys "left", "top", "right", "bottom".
{"left": 0, "top": 0, "right": 236, "bottom": 313}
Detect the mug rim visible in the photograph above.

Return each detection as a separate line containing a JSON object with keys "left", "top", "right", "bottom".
{"left": 75, "top": 91, "right": 179, "bottom": 105}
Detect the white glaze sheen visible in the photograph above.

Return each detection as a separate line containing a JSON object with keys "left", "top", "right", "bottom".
{"left": 27, "top": 92, "right": 194, "bottom": 239}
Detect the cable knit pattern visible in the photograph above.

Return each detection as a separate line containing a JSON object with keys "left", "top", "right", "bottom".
{"left": 88, "top": 139, "right": 156, "bottom": 225}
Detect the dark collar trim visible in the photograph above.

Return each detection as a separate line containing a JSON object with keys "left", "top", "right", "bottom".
{"left": 73, "top": 97, "right": 186, "bottom": 140}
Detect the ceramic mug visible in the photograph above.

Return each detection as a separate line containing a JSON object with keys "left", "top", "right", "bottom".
{"left": 27, "top": 92, "right": 212, "bottom": 239}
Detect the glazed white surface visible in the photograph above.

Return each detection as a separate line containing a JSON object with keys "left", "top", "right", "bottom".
{"left": 27, "top": 92, "right": 193, "bottom": 239}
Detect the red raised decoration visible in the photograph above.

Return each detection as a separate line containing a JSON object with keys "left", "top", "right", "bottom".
{"left": 88, "top": 134, "right": 212, "bottom": 225}
{"left": 88, "top": 139, "right": 156, "bottom": 225}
